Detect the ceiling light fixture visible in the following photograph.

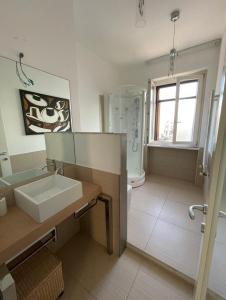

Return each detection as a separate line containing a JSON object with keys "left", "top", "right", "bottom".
{"left": 168, "top": 10, "right": 180, "bottom": 76}
{"left": 16, "top": 52, "right": 34, "bottom": 86}
{"left": 135, "top": 0, "right": 146, "bottom": 28}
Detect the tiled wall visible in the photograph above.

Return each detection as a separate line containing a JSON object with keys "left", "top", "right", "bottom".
{"left": 148, "top": 147, "right": 200, "bottom": 183}
{"left": 63, "top": 164, "right": 122, "bottom": 256}
{"left": 0, "top": 150, "right": 46, "bottom": 177}
{"left": 10, "top": 150, "right": 47, "bottom": 173}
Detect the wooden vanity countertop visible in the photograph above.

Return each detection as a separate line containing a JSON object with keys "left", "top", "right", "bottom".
{"left": 0, "top": 181, "right": 101, "bottom": 265}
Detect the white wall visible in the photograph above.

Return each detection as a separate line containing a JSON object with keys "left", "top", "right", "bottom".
{"left": 76, "top": 43, "right": 119, "bottom": 132}
{"left": 74, "top": 133, "right": 122, "bottom": 174}
{"left": 45, "top": 132, "right": 123, "bottom": 174}
{"left": 118, "top": 44, "right": 220, "bottom": 146}
{"left": 216, "top": 30, "right": 226, "bottom": 94}
{"left": 45, "top": 133, "right": 75, "bottom": 163}
{"left": 0, "top": 1, "right": 120, "bottom": 136}
{"left": 0, "top": 0, "right": 80, "bottom": 130}
{"left": 0, "top": 57, "right": 70, "bottom": 155}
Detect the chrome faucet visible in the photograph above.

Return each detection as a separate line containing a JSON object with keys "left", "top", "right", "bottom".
{"left": 41, "top": 165, "right": 48, "bottom": 171}
{"left": 55, "top": 167, "right": 64, "bottom": 175}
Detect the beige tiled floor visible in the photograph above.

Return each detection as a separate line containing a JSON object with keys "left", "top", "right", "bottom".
{"left": 58, "top": 233, "right": 194, "bottom": 300}
{"left": 208, "top": 241, "right": 226, "bottom": 298}
{"left": 128, "top": 175, "right": 204, "bottom": 279}
{"left": 128, "top": 209, "right": 156, "bottom": 249}
{"left": 145, "top": 220, "right": 202, "bottom": 278}
{"left": 128, "top": 175, "right": 226, "bottom": 299}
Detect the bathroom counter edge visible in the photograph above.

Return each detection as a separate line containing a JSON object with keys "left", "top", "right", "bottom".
{"left": 0, "top": 181, "right": 101, "bottom": 265}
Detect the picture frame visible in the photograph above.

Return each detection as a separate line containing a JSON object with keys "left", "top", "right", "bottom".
{"left": 19, "top": 89, "right": 72, "bottom": 135}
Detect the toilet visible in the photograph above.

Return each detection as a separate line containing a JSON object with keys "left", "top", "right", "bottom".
{"left": 127, "top": 184, "right": 132, "bottom": 210}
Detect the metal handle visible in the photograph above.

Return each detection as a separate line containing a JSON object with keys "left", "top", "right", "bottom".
{"left": 189, "top": 204, "right": 226, "bottom": 220}
{"left": 199, "top": 164, "right": 209, "bottom": 177}
{"left": 0, "top": 152, "right": 7, "bottom": 156}
{"left": 219, "top": 210, "right": 226, "bottom": 218}
{"left": 188, "top": 204, "right": 208, "bottom": 220}
{"left": 199, "top": 171, "right": 208, "bottom": 177}
{"left": 0, "top": 157, "right": 8, "bottom": 161}
{"left": 41, "top": 165, "right": 48, "bottom": 171}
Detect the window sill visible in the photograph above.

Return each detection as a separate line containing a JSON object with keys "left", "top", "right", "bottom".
{"left": 147, "top": 142, "right": 200, "bottom": 151}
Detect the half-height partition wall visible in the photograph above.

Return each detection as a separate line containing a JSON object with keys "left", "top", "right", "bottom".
{"left": 45, "top": 132, "right": 127, "bottom": 256}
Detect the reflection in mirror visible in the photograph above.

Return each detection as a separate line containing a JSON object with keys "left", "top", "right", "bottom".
{"left": 45, "top": 133, "right": 75, "bottom": 163}
{"left": 0, "top": 56, "right": 71, "bottom": 187}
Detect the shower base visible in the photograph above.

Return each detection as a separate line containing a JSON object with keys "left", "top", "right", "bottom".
{"left": 128, "top": 171, "right": 145, "bottom": 188}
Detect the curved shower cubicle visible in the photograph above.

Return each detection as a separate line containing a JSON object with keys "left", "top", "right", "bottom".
{"left": 104, "top": 86, "right": 146, "bottom": 187}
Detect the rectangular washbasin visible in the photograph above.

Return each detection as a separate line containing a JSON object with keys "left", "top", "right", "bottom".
{"left": 14, "top": 175, "right": 83, "bottom": 223}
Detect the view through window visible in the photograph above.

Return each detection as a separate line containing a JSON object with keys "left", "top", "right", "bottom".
{"left": 155, "top": 80, "right": 199, "bottom": 144}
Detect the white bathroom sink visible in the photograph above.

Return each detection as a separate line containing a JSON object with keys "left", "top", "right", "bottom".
{"left": 14, "top": 175, "right": 83, "bottom": 223}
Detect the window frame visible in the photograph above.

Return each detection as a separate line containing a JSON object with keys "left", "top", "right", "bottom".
{"left": 151, "top": 73, "right": 204, "bottom": 147}
{"left": 155, "top": 82, "right": 176, "bottom": 141}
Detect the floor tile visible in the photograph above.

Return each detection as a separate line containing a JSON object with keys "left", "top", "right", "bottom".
{"left": 206, "top": 294, "right": 222, "bottom": 300}
{"left": 159, "top": 199, "right": 204, "bottom": 234}
{"left": 145, "top": 178, "right": 172, "bottom": 197}
{"left": 168, "top": 178, "right": 197, "bottom": 189}
{"left": 58, "top": 234, "right": 141, "bottom": 300}
{"left": 147, "top": 174, "right": 176, "bottom": 186}
{"left": 128, "top": 255, "right": 193, "bottom": 300}
{"left": 215, "top": 218, "right": 226, "bottom": 245}
{"left": 128, "top": 175, "right": 204, "bottom": 280}
{"left": 58, "top": 233, "right": 106, "bottom": 279}
{"left": 148, "top": 175, "right": 194, "bottom": 189}
{"left": 85, "top": 250, "right": 141, "bottom": 300}
{"left": 144, "top": 219, "right": 202, "bottom": 279}
{"left": 58, "top": 233, "right": 198, "bottom": 300}
{"left": 128, "top": 209, "right": 157, "bottom": 249}
{"left": 208, "top": 241, "right": 226, "bottom": 299}
{"left": 167, "top": 185, "right": 203, "bottom": 205}
{"left": 61, "top": 273, "right": 95, "bottom": 300}
{"left": 131, "top": 188, "right": 165, "bottom": 217}
{"left": 128, "top": 269, "right": 193, "bottom": 300}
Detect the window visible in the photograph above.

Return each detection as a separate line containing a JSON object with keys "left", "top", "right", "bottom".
{"left": 155, "top": 83, "right": 176, "bottom": 142}
{"left": 153, "top": 74, "right": 203, "bottom": 146}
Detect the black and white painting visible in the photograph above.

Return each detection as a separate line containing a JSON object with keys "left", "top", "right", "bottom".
{"left": 19, "top": 90, "right": 72, "bottom": 135}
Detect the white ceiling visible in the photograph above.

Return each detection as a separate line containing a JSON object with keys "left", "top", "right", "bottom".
{"left": 75, "top": 0, "right": 226, "bottom": 66}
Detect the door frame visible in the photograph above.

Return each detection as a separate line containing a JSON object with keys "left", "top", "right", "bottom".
{"left": 194, "top": 81, "right": 226, "bottom": 299}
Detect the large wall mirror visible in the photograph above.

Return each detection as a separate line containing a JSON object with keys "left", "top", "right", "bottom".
{"left": 0, "top": 56, "right": 72, "bottom": 187}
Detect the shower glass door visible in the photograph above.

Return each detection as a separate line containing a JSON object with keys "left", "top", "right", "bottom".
{"left": 105, "top": 87, "right": 145, "bottom": 182}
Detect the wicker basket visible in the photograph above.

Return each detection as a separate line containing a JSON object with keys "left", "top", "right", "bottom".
{"left": 11, "top": 247, "right": 64, "bottom": 300}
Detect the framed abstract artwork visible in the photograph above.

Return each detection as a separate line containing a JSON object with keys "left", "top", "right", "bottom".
{"left": 19, "top": 90, "right": 72, "bottom": 135}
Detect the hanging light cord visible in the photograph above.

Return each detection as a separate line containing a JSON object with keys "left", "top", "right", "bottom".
{"left": 138, "top": 0, "right": 144, "bottom": 17}
{"left": 169, "top": 10, "right": 180, "bottom": 76}
{"left": 172, "top": 21, "right": 176, "bottom": 49}
{"left": 19, "top": 55, "right": 33, "bottom": 85}
{"left": 16, "top": 53, "right": 34, "bottom": 86}
{"left": 16, "top": 61, "right": 27, "bottom": 86}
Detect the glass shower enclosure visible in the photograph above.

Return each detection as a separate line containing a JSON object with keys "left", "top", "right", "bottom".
{"left": 104, "top": 86, "right": 146, "bottom": 187}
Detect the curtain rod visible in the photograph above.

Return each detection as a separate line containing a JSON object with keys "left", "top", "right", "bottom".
{"left": 146, "top": 39, "right": 221, "bottom": 65}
